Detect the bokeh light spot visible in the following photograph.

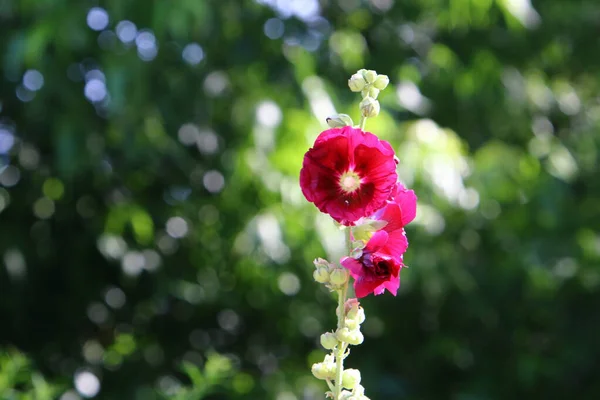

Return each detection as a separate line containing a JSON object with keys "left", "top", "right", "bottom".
{"left": 264, "top": 18, "right": 285, "bottom": 39}
{"left": 278, "top": 272, "right": 300, "bottom": 296}
{"left": 182, "top": 43, "right": 204, "bottom": 65}
{"left": 74, "top": 370, "right": 101, "bottom": 398}
{"left": 23, "top": 69, "right": 44, "bottom": 91}
{"left": 166, "top": 216, "right": 189, "bottom": 239}
{"left": 116, "top": 20, "right": 137, "bottom": 43}
{"left": 203, "top": 170, "right": 225, "bottom": 193}
{"left": 86, "top": 7, "right": 109, "bottom": 31}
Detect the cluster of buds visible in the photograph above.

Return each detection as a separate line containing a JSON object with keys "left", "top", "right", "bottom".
{"left": 348, "top": 69, "right": 389, "bottom": 118}
{"left": 336, "top": 299, "right": 365, "bottom": 346}
{"left": 313, "top": 258, "right": 349, "bottom": 290}
{"left": 312, "top": 299, "right": 369, "bottom": 398}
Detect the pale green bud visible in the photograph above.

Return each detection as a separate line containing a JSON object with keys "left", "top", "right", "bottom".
{"left": 359, "top": 97, "right": 380, "bottom": 118}
{"left": 336, "top": 327, "right": 364, "bottom": 345}
{"left": 342, "top": 369, "right": 362, "bottom": 389}
{"left": 313, "top": 257, "right": 331, "bottom": 269}
{"left": 345, "top": 317, "right": 359, "bottom": 331}
{"left": 360, "top": 88, "right": 370, "bottom": 99}
{"left": 373, "top": 74, "right": 390, "bottom": 90}
{"left": 311, "top": 362, "right": 331, "bottom": 380}
{"left": 320, "top": 332, "right": 338, "bottom": 350}
{"left": 352, "top": 219, "right": 388, "bottom": 242}
{"left": 368, "top": 87, "right": 380, "bottom": 99}
{"left": 313, "top": 267, "right": 330, "bottom": 283}
{"left": 339, "top": 390, "right": 354, "bottom": 400}
{"left": 312, "top": 354, "right": 336, "bottom": 380}
{"left": 349, "top": 246, "right": 363, "bottom": 259}
{"left": 329, "top": 268, "right": 349, "bottom": 286}
{"left": 346, "top": 306, "right": 366, "bottom": 325}
{"left": 348, "top": 74, "right": 367, "bottom": 92}
{"left": 364, "top": 70, "right": 377, "bottom": 84}
{"left": 326, "top": 114, "right": 354, "bottom": 128}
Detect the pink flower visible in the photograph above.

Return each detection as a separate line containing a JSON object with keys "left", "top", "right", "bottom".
{"left": 299, "top": 126, "right": 398, "bottom": 225}
{"left": 341, "top": 184, "right": 417, "bottom": 297}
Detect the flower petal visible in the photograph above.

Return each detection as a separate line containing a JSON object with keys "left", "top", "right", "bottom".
{"left": 365, "top": 230, "right": 389, "bottom": 252}
{"left": 341, "top": 257, "right": 363, "bottom": 279}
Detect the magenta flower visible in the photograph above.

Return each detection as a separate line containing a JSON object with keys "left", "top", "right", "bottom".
{"left": 341, "top": 184, "right": 417, "bottom": 297}
{"left": 299, "top": 126, "right": 398, "bottom": 225}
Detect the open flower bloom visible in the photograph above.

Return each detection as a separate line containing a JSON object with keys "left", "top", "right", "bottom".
{"left": 341, "top": 184, "right": 417, "bottom": 297}
{"left": 299, "top": 126, "right": 398, "bottom": 225}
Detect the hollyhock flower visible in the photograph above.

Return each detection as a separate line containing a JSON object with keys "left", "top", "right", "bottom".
{"left": 299, "top": 126, "right": 398, "bottom": 225}
{"left": 341, "top": 184, "right": 417, "bottom": 297}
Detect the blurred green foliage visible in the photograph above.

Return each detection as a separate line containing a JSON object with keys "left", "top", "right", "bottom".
{"left": 1, "top": 0, "right": 600, "bottom": 399}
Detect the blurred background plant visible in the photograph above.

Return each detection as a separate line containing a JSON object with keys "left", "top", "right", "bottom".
{"left": 1, "top": 0, "right": 599, "bottom": 399}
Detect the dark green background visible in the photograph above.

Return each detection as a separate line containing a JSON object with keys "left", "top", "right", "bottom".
{"left": 1, "top": 0, "right": 599, "bottom": 399}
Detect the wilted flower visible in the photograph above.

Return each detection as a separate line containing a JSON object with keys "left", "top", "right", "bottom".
{"left": 341, "top": 184, "right": 417, "bottom": 297}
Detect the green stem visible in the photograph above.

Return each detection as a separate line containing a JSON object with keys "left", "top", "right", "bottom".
{"left": 358, "top": 115, "right": 367, "bottom": 130}
{"left": 334, "top": 285, "right": 347, "bottom": 399}
{"left": 333, "top": 228, "right": 353, "bottom": 399}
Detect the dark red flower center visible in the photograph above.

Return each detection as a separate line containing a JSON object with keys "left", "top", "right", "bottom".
{"left": 360, "top": 251, "right": 394, "bottom": 278}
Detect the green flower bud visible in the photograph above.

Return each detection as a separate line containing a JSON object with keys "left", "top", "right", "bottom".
{"left": 360, "top": 88, "right": 370, "bottom": 99}
{"left": 373, "top": 74, "right": 390, "bottom": 90}
{"left": 349, "top": 246, "right": 363, "bottom": 259}
{"left": 326, "top": 114, "right": 354, "bottom": 128}
{"left": 368, "top": 87, "right": 380, "bottom": 99}
{"left": 329, "top": 268, "right": 348, "bottom": 286}
{"left": 352, "top": 219, "right": 388, "bottom": 242}
{"left": 345, "top": 317, "right": 359, "bottom": 331}
{"left": 347, "top": 306, "right": 366, "bottom": 325}
{"left": 313, "top": 257, "right": 331, "bottom": 269}
{"left": 348, "top": 73, "right": 367, "bottom": 92}
{"left": 342, "top": 369, "right": 362, "bottom": 389}
{"left": 364, "top": 70, "right": 378, "bottom": 84}
{"left": 336, "top": 327, "right": 364, "bottom": 345}
{"left": 339, "top": 390, "right": 354, "bottom": 400}
{"left": 311, "top": 354, "right": 336, "bottom": 380}
{"left": 313, "top": 267, "right": 330, "bottom": 284}
{"left": 320, "top": 332, "right": 338, "bottom": 350}
{"left": 311, "top": 362, "right": 331, "bottom": 380}
{"left": 359, "top": 97, "right": 380, "bottom": 118}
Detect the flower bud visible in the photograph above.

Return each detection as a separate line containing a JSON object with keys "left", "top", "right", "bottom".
{"left": 320, "top": 332, "right": 338, "bottom": 350}
{"left": 329, "top": 268, "right": 348, "bottom": 286}
{"left": 326, "top": 114, "right": 354, "bottom": 128}
{"left": 342, "top": 369, "right": 361, "bottom": 389}
{"left": 339, "top": 390, "right": 354, "bottom": 400}
{"left": 311, "top": 362, "right": 332, "bottom": 380}
{"left": 367, "top": 87, "right": 380, "bottom": 99}
{"left": 364, "top": 70, "right": 377, "bottom": 84}
{"left": 352, "top": 219, "right": 388, "bottom": 242}
{"left": 313, "top": 257, "right": 331, "bottom": 269}
{"left": 336, "top": 327, "right": 364, "bottom": 345}
{"left": 344, "top": 317, "right": 359, "bottom": 331}
{"left": 348, "top": 73, "right": 366, "bottom": 92}
{"left": 313, "top": 267, "right": 330, "bottom": 283}
{"left": 359, "top": 97, "right": 380, "bottom": 118}
{"left": 346, "top": 305, "right": 366, "bottom": 325}
{"left": 349, "top": 246, "right": 363, "bottom": 259}
{"left": 373, "top": 74, "right": 390, "bottom": 90}
{"left": 312, "top": 354, "right": 336, "bottom": 380}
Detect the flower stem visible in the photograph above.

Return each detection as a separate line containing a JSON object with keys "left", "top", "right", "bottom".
{"left": 334, "top": 284, "right": 347, "bottom": 399}
{"left": 358, "top": 115, "right": 367, "bottom": 130}
{"left": 333, "top": 228, "right": 352, "bottom": 399}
